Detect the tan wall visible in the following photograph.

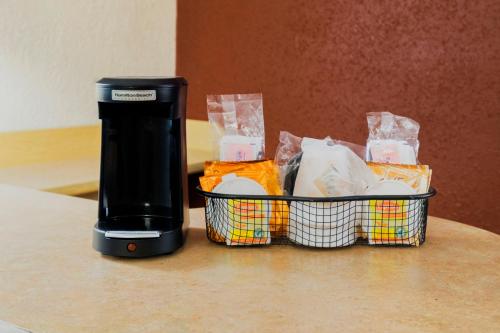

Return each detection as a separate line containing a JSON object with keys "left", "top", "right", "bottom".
{"left": 0, "top": 0, "right": 177, "bottom": 132}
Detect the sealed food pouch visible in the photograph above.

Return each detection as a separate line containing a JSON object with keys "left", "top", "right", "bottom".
{"left": 204, "top": 160, "right": 278, "bottom": 178}
{"left": 213, "top": 174, "right": 271, "bottom": 245}
{"left": 367, "top": 162, "right": 432, "bottom": 194}
{"left": 364, "top": 181, "right": 422, "bottom": 246}
{"left": 362, "top": 162, "right": 432, "bottom": 245}
{"left": 366, "top": 112, "right": 420, "bottom": 165}
{"left": 207, "top": 94, "right": 265, "bottom": 162}
{"left": 200, "top": 160, "right": 289, "bottom": 244}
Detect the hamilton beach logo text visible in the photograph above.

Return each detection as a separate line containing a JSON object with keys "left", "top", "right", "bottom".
{"left": 111, "top": 90, "right": 156, "bottom": 101}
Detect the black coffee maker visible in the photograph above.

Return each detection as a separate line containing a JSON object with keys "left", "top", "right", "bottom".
{"left": 93, "top": 77, "right": 189, "bottom": 257}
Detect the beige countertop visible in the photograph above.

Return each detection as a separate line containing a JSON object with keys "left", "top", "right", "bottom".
{"left": 0, "top": 184, "right": 499, "bottom": 333}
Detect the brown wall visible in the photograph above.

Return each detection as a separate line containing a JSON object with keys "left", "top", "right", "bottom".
{"left": 177, "top": 0, "right": 500, "bottom": 233}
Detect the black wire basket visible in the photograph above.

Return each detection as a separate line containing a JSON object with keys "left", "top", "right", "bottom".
{"left": 196, "top": 187, "right": 437, "bottom": 248}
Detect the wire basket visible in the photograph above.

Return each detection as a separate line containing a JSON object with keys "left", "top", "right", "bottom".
{"left": 196, "top": 187, "right": 436, "bottom": 248}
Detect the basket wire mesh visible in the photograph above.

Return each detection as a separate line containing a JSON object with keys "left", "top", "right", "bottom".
{"left": 197, "top": 187, "right": 436, "bottom": 248}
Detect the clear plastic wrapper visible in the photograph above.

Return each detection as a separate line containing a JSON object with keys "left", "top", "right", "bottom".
{"left": 366, "top": 111, "right": 420, "bottom": 164}
{"left": 294, "top": 142, "right": 375, "bottom": 197}
{"left": 207, "top": 93, "right": 265, "bottom": 161}
{"left": 274, "top": 132, "right": 366, "bottom": 195}
{"left": 274, "top": 131, "right": 303, "bottom": 195}
{"left": 290, "top": 139, "right": 376, "bottom": 244}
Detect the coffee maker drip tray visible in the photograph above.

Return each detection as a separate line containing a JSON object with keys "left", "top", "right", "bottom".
{"left": 93, "top": 225, "right": 183, "bottom": 258}
{"left": 104, "top": 230, "right": 161, "bottom": 238}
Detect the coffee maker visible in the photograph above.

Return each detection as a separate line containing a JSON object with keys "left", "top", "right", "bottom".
{"left": 93, "top": 77, "right": 189, "bottom": 257}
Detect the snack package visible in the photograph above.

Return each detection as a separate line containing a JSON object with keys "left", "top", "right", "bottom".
{"left": 367, "top": 162, "right": 432, "bottom": 194}
{"left": 302, "top": 137, "right": 366, "bottom": 160}
{"left": 200, "top": 160, "right": 288, "bottom": 244}
{"left": 211, "top": 174, "right": 271, "bottom": 245}
{"left": 366, "top": 112, "right": 420, "bottom": 164}
{"left": 364, "top": 183, "right": 421, "bottom": 246}
{"left": 367, "top": 200, "right": 421, "bottom": 245}
{"left": 274, "top": 132, "right": 366, "bottom": 195}
{"left": 207, "top": 94, "right": 265, "bottom": 161}
{"left": 224, "top": 198, "right": 270, "bottom": 245}
{"left": 293, "top": 140, "right": 375, "bottom": 197}
{"left": 362, "top": 163, "right": 432, "bottom": 246}
{"left": 289, "top": 141, "right": 374, "bottom": 246}
{"left": 288, "top": 201, "right": 358, "bottom": 248}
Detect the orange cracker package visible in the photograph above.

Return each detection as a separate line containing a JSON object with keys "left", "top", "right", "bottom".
{"left": 365, "top": 162, "right": 432, "bottom": 246}
{"left": 367, "top": 162, "right": 432, "bottom": 194}
{"left": 200, "top": 160, "right": 289, "bottom": 243}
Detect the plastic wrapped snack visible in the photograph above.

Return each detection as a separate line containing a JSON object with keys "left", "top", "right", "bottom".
{"left": 364, "top": 182, "right": 422, "bottom": 246}
{"left": 294, "top": 140, "right": 375, "bottom": 197}
{"left": 288, "top": 200, "right": 360, "bottom": 247}
{"left": 288, "top": 140, "right": 375, "bottom": 247}
{"left": 212, "top": 174, "right": 271, "bottom": 245}
{"left": 274, "top": 131, "right": 303, "bottom": 195}
{"left": 207, "top": 94, "right": 265, "bottom": 161}
{"left": 366, "top": 112, "right": 420, "bottom": 164}
{"left": 200, "top": 160, "right": 288, "bottom": 244}
{"left": 274, "top": 132, "right": 367, "bottom": 195}
{"left": 367, "top": 162, "right": 432, "bottom": 194}
{"left": 362, "top": 162, "right": 432, "bottom": 246}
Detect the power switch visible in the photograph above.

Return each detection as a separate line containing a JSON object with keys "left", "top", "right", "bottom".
{"left": 127, "top": 242, "right": 137, "bottom": 252}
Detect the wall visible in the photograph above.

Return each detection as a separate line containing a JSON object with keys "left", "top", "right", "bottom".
{"left": 0, "top": 0, "right": 177, "bottom": 132}
{"left": 177, "top": 0, "right": 500, "bottom": 233}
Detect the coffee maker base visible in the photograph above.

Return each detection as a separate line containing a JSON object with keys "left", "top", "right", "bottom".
{"left": 92, "top": 225, "right": 184, "bottom": 258}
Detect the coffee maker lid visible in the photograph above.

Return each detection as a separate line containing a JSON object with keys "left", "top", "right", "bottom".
{"left": 96, "top": 77, "right": 187, "bottom": 103}
{"left": 97, "top": 77, "right": 187, "bottom": 88}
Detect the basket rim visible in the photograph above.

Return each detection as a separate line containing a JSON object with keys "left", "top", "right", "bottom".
{"left": 196, "top": 186, "right": 437, "bottom": 202}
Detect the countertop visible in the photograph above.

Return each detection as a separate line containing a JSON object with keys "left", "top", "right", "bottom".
{"left": 0, "top": 185, "right": 499, "bottom": 332}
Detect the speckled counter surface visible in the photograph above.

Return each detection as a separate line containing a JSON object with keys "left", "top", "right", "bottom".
{"left": 0, "top": 184, "right": 498, "bottom": 333}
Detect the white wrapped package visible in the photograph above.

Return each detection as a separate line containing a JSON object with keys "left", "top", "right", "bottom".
{"left": 288, "top": 201, "right": 357, "bottom": 247}
{"left": 289, "top": 141, "right": 376, "bottom": 247}
{"left": 293, "top": 142, "right": 375, "bottom": 197}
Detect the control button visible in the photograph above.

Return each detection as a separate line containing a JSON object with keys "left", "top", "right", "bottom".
{"left": 127, "top": 242, "right": 137, "bottom": 252}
